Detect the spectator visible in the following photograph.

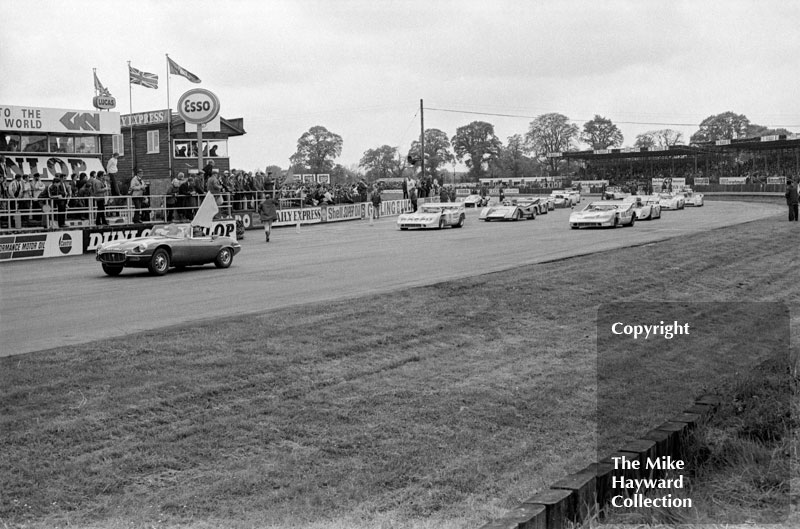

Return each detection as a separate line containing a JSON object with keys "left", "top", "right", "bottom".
{"left": 202, "top": 159, "right": 215, "bottom": 182}
{"left": 48, "top": 176, "right": 68, "bottom": 228}
{"left": 19, "top": 174, "right": 33, "bottom": 223}
{"left": 180, "top": 176, "right": 198, "bottom": 219}
{"left": 129, "top": 168, "right": 146, "bottom": 223}
{"left": 31, "top": 173, "right": 46, "bottom": 225}
{"left": 106, "top": 152, "right": 121, "bottom": 202}
{"left": 166, "top": 172, "right": 183, "bottom": 222}
{"left": 88, "top": 171, "right": 108, "bottom": 226}
{"left": 9, "top": 174, "right": 23, "bottom": 213}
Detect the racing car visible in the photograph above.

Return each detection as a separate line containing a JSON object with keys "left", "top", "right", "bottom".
{"left": 461, "top": 194, "right": 491, "bottom": 208}
{"left": 96, "top": 223, "right": 242, "bottom": 276}
{"left": 657, "top": 192, "right": 685, "bottom": 210}
{"left": 550, "top": 191, "right": 575, "bottom": 208}
{"left": 680, "top": 189, "right": 704, "bottom": 206}
{"left": 397, "top": 202, "right": 466, "bottom": 230}
{"left": 480, "top": 199, "right": 537, "bottom": 221}
{"left": 623, "top": 195, "right": 661, "bottom": 220}
{"left": 569, "top": 201, "right": 636, "bottom": 229}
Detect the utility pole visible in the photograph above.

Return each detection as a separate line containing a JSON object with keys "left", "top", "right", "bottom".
{"left": 420, "top": 99, "right": 425, "bottom": 181}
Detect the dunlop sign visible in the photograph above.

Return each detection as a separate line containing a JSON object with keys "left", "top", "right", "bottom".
{"left": 177, "top": 88, "right": 220, "bottom": 125}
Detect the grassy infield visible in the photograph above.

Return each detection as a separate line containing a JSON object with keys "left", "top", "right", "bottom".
{"left": 1, "top": 207, "right": 798, "bottom": 529}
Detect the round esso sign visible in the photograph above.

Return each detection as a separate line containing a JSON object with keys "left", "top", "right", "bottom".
{"left": 177, "top": 88, "right": 220, "bottom": 125}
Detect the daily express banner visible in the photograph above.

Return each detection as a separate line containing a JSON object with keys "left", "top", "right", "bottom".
{"left": 236, "top": 199, "right": 413, "bottom": 230}
{"left": 0, "top": 230, "right": 84, "bottom": 261}
{"left": 0, "top": 105, "right": 121, "bottom": 134}
{"left": 719, "top": 177, "right": 748, "bottom": 185}
{"left": 1, "top": 155, "right": 105, "bottom": 180}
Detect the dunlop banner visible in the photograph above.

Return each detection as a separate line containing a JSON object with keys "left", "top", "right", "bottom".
{"left": 83, "top": 220, "right": 237, "bottom": 252}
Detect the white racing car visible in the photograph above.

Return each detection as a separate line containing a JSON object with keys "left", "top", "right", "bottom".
{"left": 462, "top": 194, "right": 491, "bottom": 208}
{"left": 397, "top": 202, "right": 466, "bottom": 230}
{"left": 623, "top": 195, "right": 661, "bottom": 220}
{"left": 550, "top": 191, "right": 574, "bottom": 208}
{"left": 479, "top": 199, "right": 538, "bottom": 221}
{"left": 657, "top": 192, "right": 685, "bottom": 210}
{"left": 680, "top": 189, "right": 704, "bottom": 206}
{"left": 569, "top": 201, "right": 636, "bottom": 229}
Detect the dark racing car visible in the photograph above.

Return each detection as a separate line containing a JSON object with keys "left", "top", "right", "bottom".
{"left": 96, "top": 223, "right": 241, "bottom": 276}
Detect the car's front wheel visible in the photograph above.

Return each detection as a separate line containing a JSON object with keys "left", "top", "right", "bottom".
{"left": 102, "top": 264, "right": 123, "bottom": 276}
{"left": 438, "top": 217, "right": 446, "bottom": 229}
{"left": 215, "top": 247, "right": 234, "bottom": 268}
{"left": 455, "top": 214, "right": 465, "bottom": 228}
{"left": 148, "top": 248, "right": 170, "bottom": 276}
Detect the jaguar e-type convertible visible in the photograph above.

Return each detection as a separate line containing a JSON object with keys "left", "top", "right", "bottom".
{"left": 96, "top": 223, "right": 242, "bottom": 276}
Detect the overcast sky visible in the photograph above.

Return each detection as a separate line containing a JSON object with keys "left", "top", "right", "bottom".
{"left": 2, "top": 0, "right": 799, "bottom": 172}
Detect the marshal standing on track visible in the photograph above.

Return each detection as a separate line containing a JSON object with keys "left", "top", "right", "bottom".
{"left": 786, "top": 179, "right": 799, "bottom": 222}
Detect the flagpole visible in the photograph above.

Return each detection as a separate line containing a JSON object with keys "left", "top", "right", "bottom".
{"left": 128, "top": 60, "right": 134, "bottom": 172}
{"left": 166, "top": 54, "right": 173, "bottom": 177}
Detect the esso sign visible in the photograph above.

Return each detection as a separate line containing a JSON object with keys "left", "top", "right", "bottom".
{"left": 177, "top": 88, "right": 220, "bottom": 125}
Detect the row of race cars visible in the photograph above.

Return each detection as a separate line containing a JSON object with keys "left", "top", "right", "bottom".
{"left": 396, "top": 188, "right": 704, "bottom": 230}
{"left": 94, "top": 188, "right": 703, "bottom": 276}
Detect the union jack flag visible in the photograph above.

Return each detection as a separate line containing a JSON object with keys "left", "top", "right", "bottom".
{"left": 129, "top": 65, "right": 158, "bottom": 89}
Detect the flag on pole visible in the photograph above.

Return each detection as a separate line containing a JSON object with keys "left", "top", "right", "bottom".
{"left": 129, "top": 65, "right": 159, "bottom": 89}
{"left": 93, "top": 71, "right": 111, "bottom": 96}
{"left": 191, "top": 191, "right": 220, "bottom": 229}
{"left": 167, "top": 56, "right": 201, "bottom": 83}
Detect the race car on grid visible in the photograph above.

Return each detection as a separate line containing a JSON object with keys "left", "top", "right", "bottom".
{"left": 569, "top": 201, "right": 636, "bottom": 229}
{"left": 461, "top": 194, "right": 491, "bottom": 208}
{"left": 679, "top": 188, "right": 704, "bottom": 206}
{"left": 623, "top": 195, "right": 661, "bottom": 220}
{"left": 397, "top": 202, "right": 466, "bottom": 230}
{"left": 479, "top": 199, "right": 538, "bottom": 221}
{"left": 657, "top": 192, "right": 686, "bottom": 210}
{"left": 96, "top": 223, "right": 242, "bottom": 276}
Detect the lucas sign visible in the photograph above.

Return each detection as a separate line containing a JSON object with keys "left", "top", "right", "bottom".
{"left": 177, "top": 88, "right": 220, "bottom": 125}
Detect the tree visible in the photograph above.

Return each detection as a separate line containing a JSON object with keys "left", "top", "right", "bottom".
{"left": 451, "top": 121, "right": 502, "bottom": 179}
{"left": 634, "top": 129, "right": 684, "bottom": 149}
{"left": 580, "top": 115, "right": 623, "bottom": 150}
{"left": 496, "top": 134, "right": 538, "bottom": 179}
{"left": 524, "top": 113, "right": 579, "bottom": 173}
{"left": 745, "top": 124, "right": 792, "bottom": 138}
{"left": 359, "top": 145, "right": 401, "bottom": 181}
{"left": 331, "top": 163, "right": 361, "bottom": 185}
{"left": 408, "top": 128, "right": 455, "bottom": 181}
{"left": 289, "top": 125, "right": 343, "bottom": 173}
{"left": 690, "top": 111, "right": 750, "bottom": 144}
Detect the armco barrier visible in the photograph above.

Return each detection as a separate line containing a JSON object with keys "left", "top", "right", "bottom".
{"left": 477, "top": 394, "right": 720, "bottom": 529}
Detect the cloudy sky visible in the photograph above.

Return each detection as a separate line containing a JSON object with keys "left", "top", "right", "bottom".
{"left": 2, "top": 0, "right": 799, "bottom": 172}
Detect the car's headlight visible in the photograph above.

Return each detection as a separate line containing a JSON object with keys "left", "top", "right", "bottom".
{"left": 131, "top": 244, "right": 148, "bottom": 254}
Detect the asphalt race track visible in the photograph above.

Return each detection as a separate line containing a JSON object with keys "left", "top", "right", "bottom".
{"left": 0, "top": 200, "right": 783, "bottom": 357}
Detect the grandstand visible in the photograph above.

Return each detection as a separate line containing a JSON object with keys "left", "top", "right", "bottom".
{"left": 548, "top": 133, "right": 800, "bottom": 186}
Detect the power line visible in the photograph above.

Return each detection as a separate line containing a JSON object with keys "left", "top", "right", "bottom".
{"left": 425, "top": 106, "right": 800, "bottom": 129}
